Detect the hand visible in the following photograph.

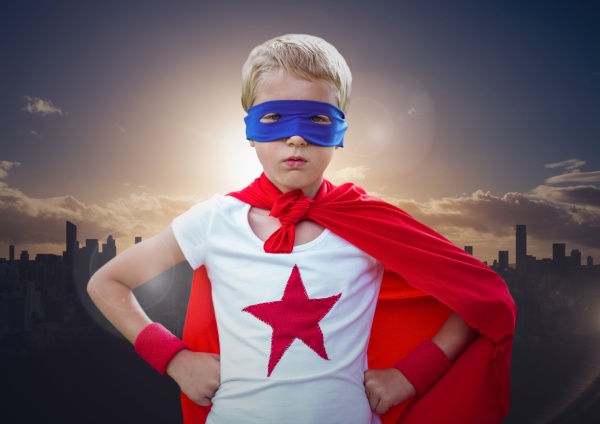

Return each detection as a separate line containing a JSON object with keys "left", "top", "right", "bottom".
{"left": 364, "top": 368, "right": 417, "bottom": 414}
{"left": 166, "top": 350, "right": 221, "bottom": 406}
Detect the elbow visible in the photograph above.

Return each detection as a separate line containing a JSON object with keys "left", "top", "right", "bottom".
{"left": 87, "top": 266, "right": 109, "bottom": 303}
{"left": 86, "top": 273, "right": 100, "bottom": 302}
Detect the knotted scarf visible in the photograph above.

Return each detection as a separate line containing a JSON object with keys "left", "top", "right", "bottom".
{"left": 263, "top": 189, "right": 313, "bottom": 253}
{"left": 180, "top": 173, "right": 516, "bottom": 424}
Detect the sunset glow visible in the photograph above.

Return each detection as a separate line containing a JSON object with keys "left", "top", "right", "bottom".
{"left": 1, "top": 1, "right": 598, "bottom": 267}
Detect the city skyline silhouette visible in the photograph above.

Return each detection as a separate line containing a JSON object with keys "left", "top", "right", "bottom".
{"left": 2, "top": 219, "right": 600, "bottom": 423}
{"left": 2, "top": 219, "right": 597, "bottom": 272}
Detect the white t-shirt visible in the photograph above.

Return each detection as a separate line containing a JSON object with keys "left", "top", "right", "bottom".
{"left": 172, "top": 194, "right": 384, "bottom": 424}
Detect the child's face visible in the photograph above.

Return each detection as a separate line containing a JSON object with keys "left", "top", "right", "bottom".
{"left": 250, "top": 70, "right": 338, "bottom": 198}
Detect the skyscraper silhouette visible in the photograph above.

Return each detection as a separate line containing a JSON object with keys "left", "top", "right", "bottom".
{"left": 553, "top": 243, "right": 566, "bottom": 273}
{"left": 65, "top": 221, "right": 78, "bottom": 295}
{"left": 102, "top": 235, "right": 117, "bottom": 261}
{"left": 499, "top": 250, "right": 509, "bottom": 271}
{"left": 516, "top": 225, "right": 527, "bottom": 273}
{"left": 570, "top": 249, "right": 581, "bottom": 270}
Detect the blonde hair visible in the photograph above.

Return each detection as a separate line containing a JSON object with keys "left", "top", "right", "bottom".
{"left": 241, "top": 34, "right": 352, "bottom": 113}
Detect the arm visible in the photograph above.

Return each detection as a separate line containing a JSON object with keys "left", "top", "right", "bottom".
{"left": 364, "top": 312, "right": 478, "bottom": 414}
{"left": 87, "top": 225, "right": 220, "bottom": 405}
{"left": 431, "top": 311, "right": 479, "bottom": 361}
{"left": 87, "top": 225, "right": 185, "bottom": 342}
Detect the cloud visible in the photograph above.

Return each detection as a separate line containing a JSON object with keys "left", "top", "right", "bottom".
{"left": 532, "top": 184, "right": 600, "bottom": 207}
{"left": 23, "top": 96, "right": 63, "bottom": 116}
{"left": 545, "top": 159, "right": 586, "bottom": 172}
{"left": 30, "top": 130, "right": 41, "bottom": 137}
{"left": 545, "top": 171, "right": 600, "bottom": 185}
{"left": 386, "top": 191, "right": 552, "bottom": 238}
{"left": 380, "top": 185, "right": 600, "bottom": 260}
{"left": 0, "top": 161, "right": 21, "bottom": 179}
{"left": 0, "top": 183, "right": 201, "bottom": 253}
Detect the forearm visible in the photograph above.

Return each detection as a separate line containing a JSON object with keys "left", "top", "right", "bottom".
{"left": 376, "top": 311, "right": 477, "bottom": 405}
{"left": 87, "top": 225, "right": 187, "bottom": 344}
{"left": 431, "top": 311, "right": 478, "bottom": 361}
{"left": 87, "top": 273, "right": 152, "bottom": 344}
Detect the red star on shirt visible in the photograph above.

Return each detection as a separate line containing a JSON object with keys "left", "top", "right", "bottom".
{"left": 243, "top": 264, "right": 342, "bottom": 377}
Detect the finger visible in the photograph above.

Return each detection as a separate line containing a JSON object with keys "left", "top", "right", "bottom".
{"left": 363, "top": 371, "right": 373, "bottom": 394}
{"left": 367, "top": 391, "right": 379, "bottom": 412}
{"left": 195, "top": 396, "right": 212, "bottom": 406}
{"left": 376, "top": 400, "right": 390, "bottom": 415}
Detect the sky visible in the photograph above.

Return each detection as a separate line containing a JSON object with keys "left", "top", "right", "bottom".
{"left": 0, "top": 0, "right": 599, "bottom": 265}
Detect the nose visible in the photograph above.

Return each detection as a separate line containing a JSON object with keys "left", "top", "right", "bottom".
{"left": 286, "top": 135, "right": 307, "bottom": 147}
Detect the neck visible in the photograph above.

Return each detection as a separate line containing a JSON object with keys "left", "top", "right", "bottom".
{"left": 263, "top": 174, "right": 324, "bottom": 199}
{"left": 301, "top": 180, "right": 322, "bottom": 199}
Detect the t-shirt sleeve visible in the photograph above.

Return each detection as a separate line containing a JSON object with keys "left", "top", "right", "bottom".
{"left": 171, "top": 194, "right": 218, "bottom": 270}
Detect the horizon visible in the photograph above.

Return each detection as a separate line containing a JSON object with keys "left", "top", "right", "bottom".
{"left": 1, "top": 218, "right": 596, "bottom": 268}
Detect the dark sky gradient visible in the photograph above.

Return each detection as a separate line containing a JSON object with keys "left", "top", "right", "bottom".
{"left": 1, "top": 0, "right": 599, "bottom": 264}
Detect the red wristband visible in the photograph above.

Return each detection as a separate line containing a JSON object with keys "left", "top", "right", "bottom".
{"left": 134, "top": 323, "right": 189, "bottom": 375}
{"left": 394, "top": 340, "right": 451, "bottom": 395}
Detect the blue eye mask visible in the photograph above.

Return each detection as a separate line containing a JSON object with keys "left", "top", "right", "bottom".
{"left": 244, "top": 100, "right": 348, "bottom": 147}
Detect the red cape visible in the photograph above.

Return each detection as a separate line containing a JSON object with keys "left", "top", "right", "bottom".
{"left": 180, "top": 175, "right": 516, "bottom": 424}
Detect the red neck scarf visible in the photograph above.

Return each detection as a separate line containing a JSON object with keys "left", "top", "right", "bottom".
{"left": 181, "top": 174, "right": 516, "bottom": 424}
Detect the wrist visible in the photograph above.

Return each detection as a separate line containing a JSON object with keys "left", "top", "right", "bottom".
{"left": 393, "top": 340, "right": 451, "bottom": 395}
{"left": 134, "top": 322, "right": 189, "bottom": 375}
{"left": 165, "top": 348, "right": 190, "bottom": 378}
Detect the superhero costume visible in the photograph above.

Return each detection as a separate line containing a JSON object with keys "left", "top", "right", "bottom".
{"left": 177, "top": 173, "right": 516, "bottom": 424}
{"left": 179, "top": 99, "right": 515, "bottom": 423}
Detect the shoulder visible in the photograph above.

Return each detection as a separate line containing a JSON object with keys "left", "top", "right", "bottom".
{"left": 172, "top": 194, "right": 249, "bottom": 232}
{"left": 185, "top": 193, "right": 247, "bottom": 215}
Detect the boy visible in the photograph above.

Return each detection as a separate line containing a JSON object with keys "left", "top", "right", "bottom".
{"left": 88, "top": 34, "right": 516, "bottom": 424}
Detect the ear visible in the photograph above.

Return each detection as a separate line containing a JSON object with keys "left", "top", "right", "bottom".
{"left": 248, "top": 139, "right": 255, "bottom": 147}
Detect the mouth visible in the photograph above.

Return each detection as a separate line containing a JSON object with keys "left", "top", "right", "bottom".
{"left": 283, "top": 156, "right": 308, "bottom": 168}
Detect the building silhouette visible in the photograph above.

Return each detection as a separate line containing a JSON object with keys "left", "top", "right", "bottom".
{"left": 516, "top": 224, "right": 526, "bottom": 273}
{"left": 498, "top": 250, "right": 509, "bottom": 272}
{"left": 553, "top": 243, "right": 567, "bottom": 273}
{"left": 570, "top": 249, "right": 581, "bottom": 270}
{"left": 0, "top": 221, "right": 122, "bottom": 338}
{"left": 0, "top": 220, "right": 195, "bottom": 345}
{"left": 65, "top": 221, "right": 77, "bottom": 296}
